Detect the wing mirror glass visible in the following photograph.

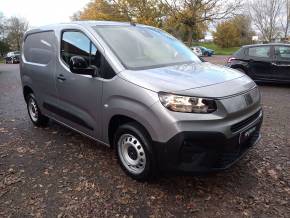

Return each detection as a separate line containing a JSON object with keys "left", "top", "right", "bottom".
{"left": 69, "top": 56, "right": 99, "bottom": 77}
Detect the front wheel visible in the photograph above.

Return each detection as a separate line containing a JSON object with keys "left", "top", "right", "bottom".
{"left": 114, "top": 122, "right": 156, "bottom": 181}
{"left": 27, "top": 93, "right": 49, "bottom": 127}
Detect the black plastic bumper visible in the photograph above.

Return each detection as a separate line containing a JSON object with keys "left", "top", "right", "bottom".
{"left": 154, "top": 118, "right": 262, "bottom": 173}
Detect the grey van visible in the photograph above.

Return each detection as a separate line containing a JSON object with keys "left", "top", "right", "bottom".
{"left": 20, "top": 21, "right": 263, "bottom": 180}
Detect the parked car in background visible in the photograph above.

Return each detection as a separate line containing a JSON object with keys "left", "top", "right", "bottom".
{"left": 5, "top": 51, "right": 20, "bottom": 64}
{"left": 190, "top": 46, "right": 202, "bottom": 56}
{"left": 227, "top": 43, "right": 290, "bottom": 83}
{"left": 198, "top": 46, "right": 214, "bottom": 56}
{"left": 20, "top": 21, "right": 262, "bottom": 181}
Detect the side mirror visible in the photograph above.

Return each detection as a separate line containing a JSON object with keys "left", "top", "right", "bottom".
{"left": 69, "top": 56, "right": 99, "bottom": 77}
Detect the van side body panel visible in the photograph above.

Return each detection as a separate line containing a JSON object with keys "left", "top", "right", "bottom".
{"left": 20, "top": 30, "right": 58, "bottom": 118}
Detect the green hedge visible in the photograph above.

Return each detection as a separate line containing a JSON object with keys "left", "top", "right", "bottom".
{"left": 192, "top": 42, "right": 240, "bottom": 55}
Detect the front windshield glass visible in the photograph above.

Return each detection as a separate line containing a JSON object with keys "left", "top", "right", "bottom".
{"left": 93, "top": 25, "right": 201, "bottom": 70}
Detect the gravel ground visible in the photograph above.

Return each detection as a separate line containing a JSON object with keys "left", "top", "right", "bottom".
{"left": 203, "top": 55, "right": 229, "bottom": 65}
{"left": 0, "top": 61, "right": 289, "bottom": 217}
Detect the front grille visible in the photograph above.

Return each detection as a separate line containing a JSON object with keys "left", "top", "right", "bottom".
{"left": 231, "top": 110, "right": 261, "bottom": 132}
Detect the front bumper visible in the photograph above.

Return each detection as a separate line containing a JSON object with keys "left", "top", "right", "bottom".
{"left": 154, "top": 113, "right": 263, "bottom": 173}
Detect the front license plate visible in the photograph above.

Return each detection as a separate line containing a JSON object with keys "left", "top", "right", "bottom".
{"left": 239, "top": 125, "right": 257, "bottom": 144}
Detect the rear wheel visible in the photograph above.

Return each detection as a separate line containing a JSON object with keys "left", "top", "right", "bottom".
{"left": 27, "top": 93, "right": 49, "bottom": 127}
{"left": 114, "top": 122, "right": 156, "bottom": 181}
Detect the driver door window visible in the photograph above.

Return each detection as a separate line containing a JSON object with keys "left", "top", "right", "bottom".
{"left": 61, "top": 31, "right": 99, "bottom": 68}
{"left": 248, "top": 46, "right": 271, "bottom": 59}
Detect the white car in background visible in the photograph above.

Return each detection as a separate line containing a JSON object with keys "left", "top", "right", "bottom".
{"left": 190, "top": 46, "right": 202, "bottom": 56}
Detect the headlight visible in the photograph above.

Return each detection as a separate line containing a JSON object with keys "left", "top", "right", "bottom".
{"left": 158, "top": 92, "right": 217, "bottom": 113}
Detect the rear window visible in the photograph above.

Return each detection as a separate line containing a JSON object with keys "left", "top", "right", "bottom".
{"left": 233, "top": 48, "right": 245, "bottom": 57}
{"left": 274, "top": 46, "right": 290, "bottom": 60}
{"left": 248, "top": 46, "right": 271, "bottom": 58}
{"left": 23, "top": 31, "right": 55, "bottom": 65}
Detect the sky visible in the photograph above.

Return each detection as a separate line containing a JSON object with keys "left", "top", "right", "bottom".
{"left": 0, "top": 0, "right": 91, "bottom": 27}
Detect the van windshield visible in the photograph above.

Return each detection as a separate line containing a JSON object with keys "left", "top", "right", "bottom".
{"left": 93, "top": 26, "right": 201, "bottom": 70}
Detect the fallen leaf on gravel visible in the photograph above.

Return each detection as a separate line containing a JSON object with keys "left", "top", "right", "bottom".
{"left": 268, "top": 169, "right": 278, "bottom": 180}
{"left": 44, "top": 169, "right": 49, "bottom": 175}
{"left": 243, "top": 211, "right": 249, "bottom": 216}
{"left": 284, "top": 188, "right": 290, "bottom": 195}
{"left": 0, "top": 128, "right": 8, "bottom": 133}
{"left": 175, "top": 195, "right": 183, "bottom": 201}
{"left": 16, "top": 147, "right": 26, "bottom": 153}
{"left": 45, "top": 141, "right": 52, "bottom": 146}
{"left": 187, "top": 202, "right": 196, "bottom": 209}
{"left": 205, "top": 196, "right": 211, "bottom": 201}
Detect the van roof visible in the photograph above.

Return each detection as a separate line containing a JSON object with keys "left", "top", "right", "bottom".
{"left": 26, "top": 20, "right": 145, "bottom": 34}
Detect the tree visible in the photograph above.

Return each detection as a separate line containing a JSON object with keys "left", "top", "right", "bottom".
{"left": 0, "top": 40, "right": 9, "bottom": 56}
{"left": 249, "top": 0, "right": 283, "bottom": 42}
{"left": 0, "top": 13, "right": 6, "bottom": 40}
{"left": 280, "top": 0, "right": 290, "bottom": 40}
{"left": 162, "top": 0, "right": 243, "bottom": 45}
{"left": 111, "top": 0, "right": 167, "bottom": 27}
{"left": 6, "top": 17, "right": 29, "bottom": 51}
{"left": 213, "top": 20, "right": 240, "bottom": 48}
{"left": 231, "top": 15, "right": 254, "bottom": 45}
{"left": 163, "top": 15, "right": 208, "bottom": 42}
{"left": 72, "top": 0, "right": 128, "bottom": 22}
{"left": 73, "top": 0, "right": 242, "bottom": 44}
{"left": 73, "top": 0, "right": 166, "bottom": 27}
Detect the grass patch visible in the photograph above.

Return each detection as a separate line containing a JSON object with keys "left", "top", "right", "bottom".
{"left": 192, "top": 42, "right": 240, "bottom": 55}
{"left": 0, "top": 58, "right": 4, "bottom": 64}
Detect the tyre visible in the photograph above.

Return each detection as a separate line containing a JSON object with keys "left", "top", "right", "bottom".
{"left": 26, "top": 93, "right": 49, "bottom": 127}
{"left": 204, "top": 51, "right": 209, "bottom": 57}
{"left": 114, "top": 122, "right": 156, "bottom": 181}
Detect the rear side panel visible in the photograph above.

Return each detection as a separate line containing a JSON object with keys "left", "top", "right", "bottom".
{"left": 20, "top": 30, "right": 58, "bottom": 116}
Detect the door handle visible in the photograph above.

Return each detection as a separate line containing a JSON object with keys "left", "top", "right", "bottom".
{"left": 57, "top": 74, "right": 66, "bottom": 81}
{"left": 271, "top": 62, "right": 278, "bottom": 66}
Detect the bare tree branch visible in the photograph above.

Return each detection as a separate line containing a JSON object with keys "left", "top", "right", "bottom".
{"left": 249, "top": 0, "right": 283, "bottom": 41}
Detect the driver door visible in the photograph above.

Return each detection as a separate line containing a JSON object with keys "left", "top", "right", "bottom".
{"left": 53, "top": 30, "right": 103, "bottom": 138}
{"left": 247, "top": 45, "right": 273, "bottom": 81}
